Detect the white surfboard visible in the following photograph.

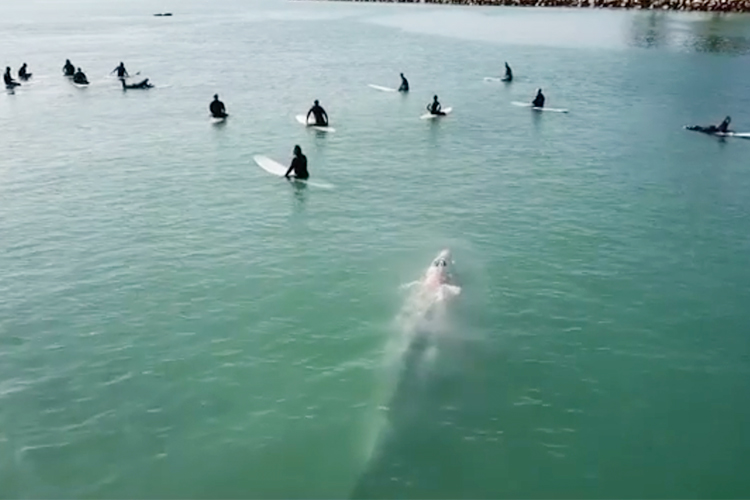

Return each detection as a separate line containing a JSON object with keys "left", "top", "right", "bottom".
{"left": 295, "top": 115, "right": 335, "bottom": 133}
{"left": 253, "top": 155, "right": 334, "bottom": 189}
{"left": 368, "top": 84, "right": 397, "bottom": 92}
{"left": 512, "top": 101, "right": 568, "bottom": 113}
{"left": 210, "top": 115, "right": 227, "bottom": 124}
{"left": 420, "top": 107, "right": 453, "bottom": 120}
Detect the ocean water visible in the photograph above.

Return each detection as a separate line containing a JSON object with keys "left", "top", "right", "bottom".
{"left": 1, "top": 0, "right": 750, "bottom": 498}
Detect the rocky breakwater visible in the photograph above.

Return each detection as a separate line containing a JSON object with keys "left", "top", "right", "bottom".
{"left": 314, "top": 0, "right": 750, "bottom": 12}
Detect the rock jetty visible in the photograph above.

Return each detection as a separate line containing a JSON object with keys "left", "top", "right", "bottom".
{"left": 313, "top": 0, "right": 750, "bottom": 12}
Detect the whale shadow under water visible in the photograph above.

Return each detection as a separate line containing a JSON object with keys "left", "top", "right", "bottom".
{"left": 350, "top": 316, "right": 491, "bottom": 499}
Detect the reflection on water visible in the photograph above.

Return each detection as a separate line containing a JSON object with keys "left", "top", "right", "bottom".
{"left": 629, "top": 11, "right": 750, "bottom": 54}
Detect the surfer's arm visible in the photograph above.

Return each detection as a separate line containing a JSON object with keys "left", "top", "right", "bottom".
{"left": 306, "top": 109, "right": 313, "bottom": 122}
{"left": 284, "top": 159, "right": 296, "bottom": 178}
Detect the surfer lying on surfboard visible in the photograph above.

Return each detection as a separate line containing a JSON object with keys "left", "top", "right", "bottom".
{"left": 306, "top": 100, "right": 329, "bottom": 127}
{"left": 284, "top": 145, "right": 309, "bottom": 180}
{"left": 210, "top": 94, "right": 227, "bottom": 118}
{"left": 121, "top": 78, "right": 153, "bottom": 90}
{"left": 686, "top": 116, "right": 732, "bottom": 135}
{"left": 427, "top": 95, "right": 445, "bottom": 116}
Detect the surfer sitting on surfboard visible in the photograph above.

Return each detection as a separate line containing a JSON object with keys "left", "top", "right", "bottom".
{"left": 111, "top": 62, "right": 129, "bottom": 79}
{"left": 284, "top": 145, "right": 309, "bottom": 180}
{"left": 532, "top": 89, "right": 545, "bottom": 108}
{"left": 427, "top": 95, "right": 445, "bottom": 116}
{"left": 503, "top": 62, "right": 512, "bottom": 82}
{"left": 306, "top": 100, "right": 328, "bottom": 127}
{"left": 73, "top": 68, "right": 89, "bottom": 85}
{"left": 4, "top": 67, "right": 20, "bottom": 88}
{"left": 210, "top": 94, "right": 227, "bottom": 118}
{"left": 121, "top": 78, "right": 153, "bottom": 90}
{"left": 18, "top": 63, "right": 31, "bottom": 81}
{"left": 399, "top": 73, "right": 409, "bottom": 92}
{"left": 63, "top": 59, "right": 75, "bottom": 77}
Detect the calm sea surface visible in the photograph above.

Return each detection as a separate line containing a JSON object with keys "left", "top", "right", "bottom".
{"left": 1, "top": 0, "right": 750, "bottom": 497}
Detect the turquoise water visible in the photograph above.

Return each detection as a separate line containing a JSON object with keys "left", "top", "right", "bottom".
{"left": 2, "top": 1, "right": 750, "bottom": 497}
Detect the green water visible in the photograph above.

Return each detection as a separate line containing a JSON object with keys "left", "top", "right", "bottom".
{"left": 1, "top": 1, "right": 750, "bottom": 497}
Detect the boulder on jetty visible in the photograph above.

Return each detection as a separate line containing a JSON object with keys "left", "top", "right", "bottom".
{"left": 314, "top": 0, "right": 750, "bottom": 12}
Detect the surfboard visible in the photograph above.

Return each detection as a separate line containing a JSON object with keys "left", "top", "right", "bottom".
{"left": 210, "top": 115, "right": 227, "bottom": 124}
{"left": 295, "top": 115, "right": 335, "bottom": 133}
{"left": 253, "top": 155, "right": 333, "bottom": 189}
{"left": 512, "top": 101, "right": 568, "bottom": 113}
{"left": 685, "top": 126, "right": 750, "bottom": 139}
{"left": 368, "top": 84, "right": 397, "bottom": 92}
{"left": 420, "top": 107, "right": 453, "bottom": 120}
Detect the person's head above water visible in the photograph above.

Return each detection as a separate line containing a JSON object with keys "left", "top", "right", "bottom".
{"left": 314, "top": 99, "right": 319, "bottom": 106}
{"left": 537, "top": 88, "right": 543, "bottom": 94}
{"left": 400, "top": 73, "right": 404, "bottom": 77}
{"left": 433, "top": 95, "right": 438, "bottom": 100}
{"left": 213, "top": 94, "right": 219, "bottom": 100}
{"left": 293, "top": 145, "right": 302, "bottom": 156}
{"left": 725, "top": 116, "right": 732, "bottom": 123}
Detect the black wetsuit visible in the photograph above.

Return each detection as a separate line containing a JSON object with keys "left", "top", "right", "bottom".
{"left": 288, "top": 154, "right": 309, "bottom": 179}
{"left": 4, "top": 71, "right": 19, "bottom": 87}
{"left": 63, "top": 62, "right": 75, "bottom": 77}
{"left": 113, "top": 65, "right": 128, "bottom": 78}
{"left": 73, "top": 71, "right": 89, "bottom": 85}
{"left": 532, "top": 92, "right": 545, "bottom": 108}
{"left": 210, "top": 99, "right": 226, "bottom": 118}
{"left": 307, "top": 105, "right": 328, "bottom": 126}
{"left": 717, "top": 118, "right": 731, "bottom": 133}
{"left": 503, "top": 63, "right": 513, "bottom": 82}
{"left": 428, "top": 100, "right": 444, "bottom": 115}
{"left": 399, "top": 76, "right": 409, "bottom": 92}
{"left": 122, "top": 79, "right": 152, "bottom": 89}
{"left": 18, "top": 65, "right": 30, "bottom": 80}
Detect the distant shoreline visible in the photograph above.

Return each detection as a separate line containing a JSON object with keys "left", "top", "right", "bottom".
{"left": 304, "top": 0, "right": 750, "bottom": 13}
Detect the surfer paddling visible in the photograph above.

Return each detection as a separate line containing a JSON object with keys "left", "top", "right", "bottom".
{"left": 210, "top": 94, "right": 227, "bottom": 118}
{"left": 686, "top": 116, "right": 732, "bottom": 134}
{"left": 284, "top": 145, "right": 309, "bottom": 180}
{"left": 121, "top": 78, "right": 153, "bottom": 90}
{"left": 306, "top": 100, "right": 329, "bottom": 127}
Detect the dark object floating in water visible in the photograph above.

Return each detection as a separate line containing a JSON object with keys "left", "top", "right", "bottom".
{"left": 153, "top": 12, "right": 173, "bottom": 16}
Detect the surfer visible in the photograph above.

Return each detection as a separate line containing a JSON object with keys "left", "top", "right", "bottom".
{"left": 210, "top": 94, "right": 227, "bottom": 118}
{"left": 73, "top": 68, "right": 89, "bottom": 85}
{"left": 63, "top": 59, "right": 75, "bottom": 77}
{"left": 4, "top": 67, "right": 20, "bottom": 88}
{"left": 502, "top": 62, "right": 513, "bottom": 82}
{"left": 284, "top": 145, "right": 309, "bottom": 180}
{"left": 399, "top": 73, "right": 409, "bottom": 92}
{"left": 18, "top": 63, "right": 31, "bottom": 81}
{"left": 532, "top": 88, "right": 545, "bottom": 108}
{"left": 111, "top": 62, "right": 129, "bottom": 79}
{"left": 687, "top": 116, "right": 732, "bottom": 134}
{"left": 121, "top": 78, "right": 153, "bottom": 90}
{"left": 716, "top": 116, "right": 732, "bottom": 133}
{"left": 306, "top": 100, "right": 328, "bottom": 126}
{"left": 427, "top": 95, "right": 445, "bottom": 116}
